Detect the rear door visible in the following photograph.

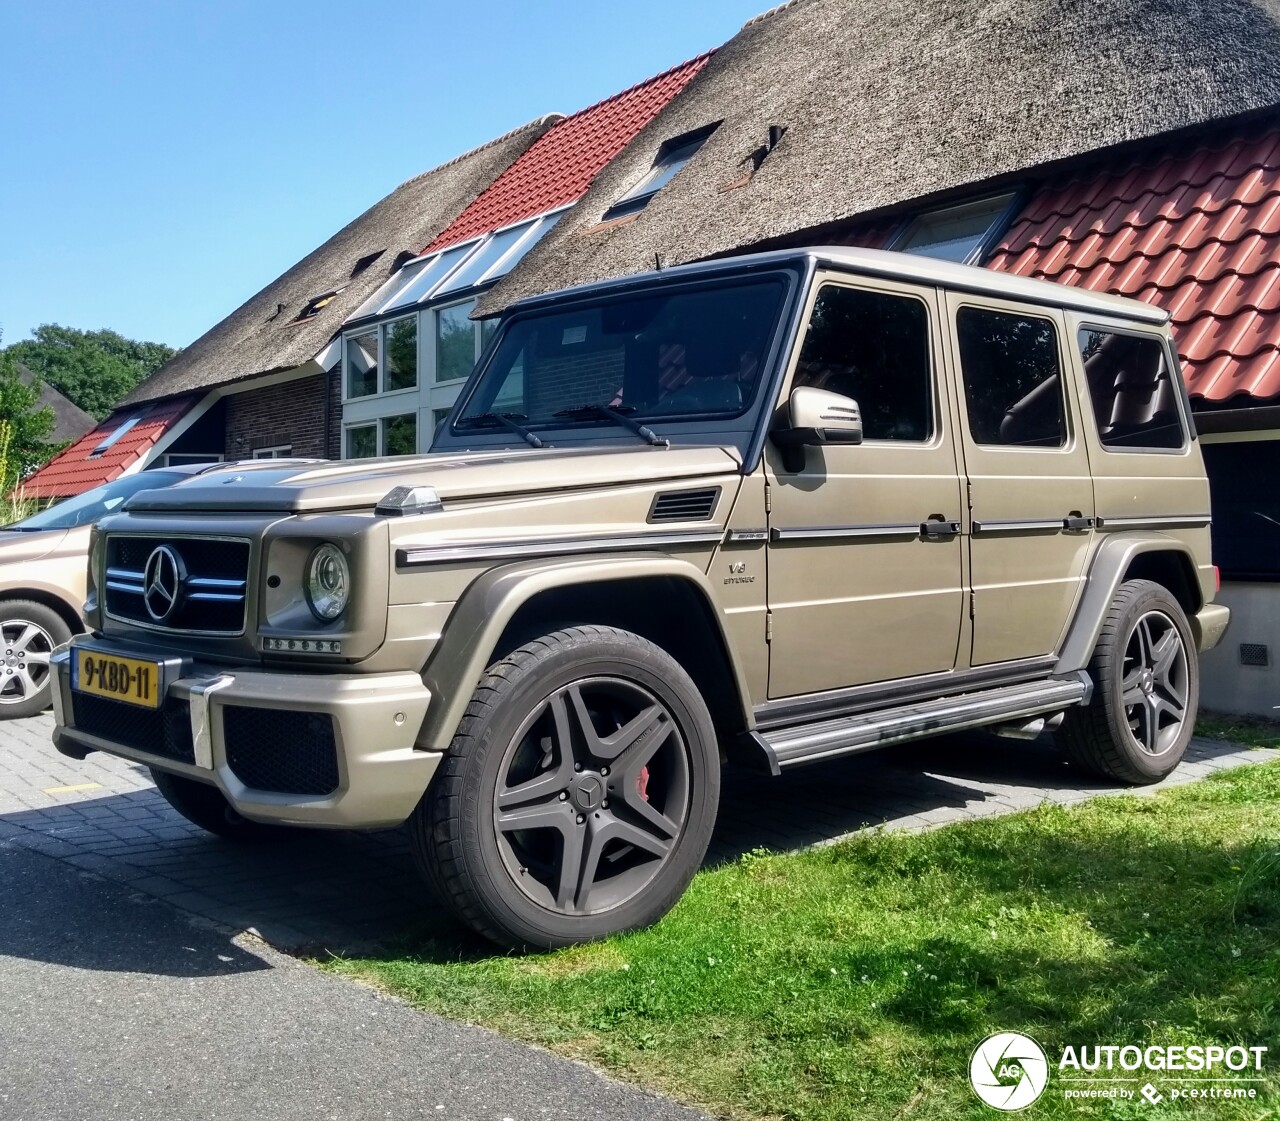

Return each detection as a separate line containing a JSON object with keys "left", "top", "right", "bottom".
{"left": 944, "top": 294, "right": 1096, "bottom": 666}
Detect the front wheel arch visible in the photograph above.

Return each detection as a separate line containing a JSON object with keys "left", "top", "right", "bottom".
{"left": 418, "top": 555, "right": 754, "bottom": 753}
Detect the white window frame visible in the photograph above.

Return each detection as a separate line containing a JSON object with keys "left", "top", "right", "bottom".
{"left": 342, "top": 313, "right": 420, "bottom": 404}
{"left": 342, "top": 413, "right": 417, "bottom": 459}
{"left": 252, "top": 445, "right": 293, "bottom": 459}
{"left": 158, "top": 452, "right": 224, "bottom": 467}
{"left": 888, "top": 192, "right": 1020, "bottom": 266}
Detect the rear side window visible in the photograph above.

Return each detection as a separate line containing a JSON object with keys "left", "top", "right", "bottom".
{"left": 956, "top": 307, "right": 1066, "bottom": 448}
{"left": 794, "top": 285, "right": 933, "bottom": 441}
{"left": 1078, "top": 328, "right": 1187, "bottom": 450}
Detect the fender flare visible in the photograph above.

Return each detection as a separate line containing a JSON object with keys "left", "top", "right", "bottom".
{"left": 1054, "top": 532, "right": 1203, "bottom": 674}
{"left": 416, "top": 552, "right": 755, "bottom": 752}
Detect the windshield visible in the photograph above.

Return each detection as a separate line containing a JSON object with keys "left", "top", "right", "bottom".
{"left": 8, "top": 470, "right": 188, "bottom": 531}
{"left": 455, "top": 277, "right": 787, "bottom": 430}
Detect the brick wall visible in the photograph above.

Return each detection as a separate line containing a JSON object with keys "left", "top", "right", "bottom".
{"left": 326, "top": 366, "right": 342, "bottom": 459}
{"left": 224, "top": 374, "right": 329, "bottom": 460}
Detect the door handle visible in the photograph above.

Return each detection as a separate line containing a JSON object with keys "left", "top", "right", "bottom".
{"left": 1063, "top": 514, "right": 1096, "bottom": 531}
{"left": 921, "top": 518, "right": 961, "bottom": 538}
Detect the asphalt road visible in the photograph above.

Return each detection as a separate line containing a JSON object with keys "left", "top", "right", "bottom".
{"left": 0, "top": 843, "right": 709, "bottom": 1121}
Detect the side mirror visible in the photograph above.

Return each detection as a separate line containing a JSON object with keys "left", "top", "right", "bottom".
{"left": 773, "top": 387, "right": 863, "bottom": 448}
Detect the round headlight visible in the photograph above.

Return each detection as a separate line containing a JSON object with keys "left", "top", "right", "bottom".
{"left": 305, "top": 543, "right": 350, "bottom": 621}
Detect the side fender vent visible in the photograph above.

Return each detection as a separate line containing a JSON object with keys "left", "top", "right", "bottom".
{"left": 648, "top": 486, "right": 721, "bottom": 523}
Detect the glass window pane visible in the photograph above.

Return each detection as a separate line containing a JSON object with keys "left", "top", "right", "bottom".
{"left": 436, "top": 222, "right": 535, "bottom": 296}
{"left": 794, "top": 286, "right": 933, "bottom": 441}
{"left": 382, "top": 413, "right": 416, "bottom": 457}
{"left": 383, "top": 316, "right": 418, "bottom": 391}
{"left": 345, "top": 330, "right": 378, "bottom": 398}
{"left": 382, "top": 243, "right": 476, "bottom": 312}
{"left": 436, "top": 301, "right": 478, "bottom": 383}
{"left": 346, "top": 424, "right": 376, "bottom": 459}
{"left": 957, "top": 307, "right": 1066, "bottom": 448}
{"left": 1078, "top": 329, "right": 1186, "bottom": 450}
{"left": 457, "top": 278, "right": 785, "bottom": 426}
{"left": 895, "top": 195, "right": 1013, "bottom": 263}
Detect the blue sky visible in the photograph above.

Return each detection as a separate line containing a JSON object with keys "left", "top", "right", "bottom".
{"left": 0, "top": 0, "right": 765, "bottom": 350}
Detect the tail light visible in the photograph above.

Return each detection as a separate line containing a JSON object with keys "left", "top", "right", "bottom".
{"left": 1214, "top": 565, "right": 1221, "bottom": 593}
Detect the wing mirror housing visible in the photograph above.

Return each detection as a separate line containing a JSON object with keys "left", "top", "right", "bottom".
{"left": 773, "top": 387, "right": 862, "bottom": 470}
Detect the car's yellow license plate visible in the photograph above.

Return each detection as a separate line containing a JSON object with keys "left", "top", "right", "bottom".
{"left": 72, "top": 649, "right": 163, "bottom": 709}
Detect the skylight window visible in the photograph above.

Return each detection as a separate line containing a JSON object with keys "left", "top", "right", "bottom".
{"left": 602, "top": 125, "right": 718, "bottom": 222}
{"left": 890, "top": 193, "right": 1019, "bottom": 265}
{"left": 89, "top": 416, "right": 141, "bottom": 458}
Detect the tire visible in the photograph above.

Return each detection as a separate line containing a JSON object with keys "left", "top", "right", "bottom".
{"left": 150, "top": 769, "right": 284, "bottom": 841}
{"left": 0, "top": 599, "right": 73, "bottom": 720}
{"left": 1057, "top": 579, "right": 1198, "bottom": 785}
{"left": 414, "top": 625, "right": 721, "bottom": 950}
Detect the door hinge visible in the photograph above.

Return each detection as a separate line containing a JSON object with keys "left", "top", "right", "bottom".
{"left": 764, "top": 481, "right": 772, "bottom": 514}
{"left": 966, "top": 478, "right": 974, "bottom": 511}
{"left": 968, "top": 591, "right": 976, "bottom": 620}
{"left": 765, "top": 611, "right": 773, "bottom": 643}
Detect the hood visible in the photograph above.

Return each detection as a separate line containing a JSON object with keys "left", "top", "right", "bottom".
{"left": 0, "top": 526, "right": 70, "bottom": 562}
{"left": 123, "top": 444, "right": 743, "bottom": 514}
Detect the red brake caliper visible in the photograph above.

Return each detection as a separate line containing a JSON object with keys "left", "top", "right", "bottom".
{"left": 636, "top": 765, "right": 650, "bottom": 802}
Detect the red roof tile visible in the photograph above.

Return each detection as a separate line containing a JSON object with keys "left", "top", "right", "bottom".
{"left": 422, "top": 53, "right": 712, "bottom": 253}
{"left": 988, "top": 122, "right": 1280, "bottom": 403}
{"left": 22, "top": 397, "right": 197, "bottom": 500}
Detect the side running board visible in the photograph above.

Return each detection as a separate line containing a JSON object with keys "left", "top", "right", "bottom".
{"left": 752, "top": 674, "right": 1092, "bottom": 774}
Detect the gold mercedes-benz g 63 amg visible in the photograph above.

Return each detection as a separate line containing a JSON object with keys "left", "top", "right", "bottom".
{"left": 48, "top": 247, "right": 1229, "bottom": 948}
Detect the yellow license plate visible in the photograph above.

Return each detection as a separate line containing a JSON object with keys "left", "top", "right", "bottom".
{"left": 72, "top": 649, "right": 163, "bottom": 709}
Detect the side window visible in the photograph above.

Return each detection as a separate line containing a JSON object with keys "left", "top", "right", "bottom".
{"left": 794, "top": 285, "right": 933, "bottom": 441}
{"left": 1078, "top": 328, "right": 1186, "bottom": 450}
{"left": 957, "top": 307, "right": 1066, "bottom": 448}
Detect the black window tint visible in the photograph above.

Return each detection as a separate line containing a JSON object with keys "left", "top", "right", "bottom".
{"left": 957, "top": 307, "right": 1066, "bottom": 447}
{"left": 794, "top": 286, "right": 932, "bottom": 441}
{"left": 1078, "top": 329, "right": 1186, "bottom": 449}
{"left": 1203, "top": 441, "right": 1280, "bottom": 580}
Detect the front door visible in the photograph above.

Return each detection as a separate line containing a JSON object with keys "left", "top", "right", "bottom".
{"left": 765, "top": 276, "right": 966, "bottom": 698}
{"left": 945, "top": 294, "right": 1096, "bottom": 666}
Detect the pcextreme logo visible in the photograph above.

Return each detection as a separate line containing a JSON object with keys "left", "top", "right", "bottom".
{"left": 969, "top": 1032, "right": 1269, "bottom": 1109}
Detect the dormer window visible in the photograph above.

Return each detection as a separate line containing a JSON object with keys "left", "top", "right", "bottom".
{"left": 889, "top": 193, "right": 1020, "bottom": 265}
{"left": 602, "top": 125, "right": 718, "bottom": 221}
{"left": 295, "top": 287, "right": 346, "bottom": 322}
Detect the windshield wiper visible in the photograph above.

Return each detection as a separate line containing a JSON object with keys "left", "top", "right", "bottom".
{"left": 552, "top": 403, "right": 669, "bottom": 448}
{"left": 455, "top": 412, "right": 546, "bottom": 449}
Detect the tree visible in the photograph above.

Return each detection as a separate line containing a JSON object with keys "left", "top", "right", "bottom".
{"left": 0, "top": 341, "right": 58, "bottom": 493}
{"left": 5, "top": 324, "right": 179, "bottom": 420}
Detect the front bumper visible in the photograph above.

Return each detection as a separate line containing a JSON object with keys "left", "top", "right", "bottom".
{"left": 50, "top": 637, "right": 438, "bottom": 829}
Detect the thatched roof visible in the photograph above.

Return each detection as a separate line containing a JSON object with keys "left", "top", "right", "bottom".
{"left": 479, "top": 0, "right": 1280, "bottom": 314}
{"left": 18, "top": 366, "right": 95, "bottom": 444}
{"left": 124, "top": 115, "right": 559, "bottom": 406}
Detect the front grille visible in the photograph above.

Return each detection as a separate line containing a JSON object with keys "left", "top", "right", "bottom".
{"left": 71, "top": 693, "right": 194, "bottom": 764}
{"left": 223, "top": 706, "right": 339, "bottom": 796}
{"left": 648, "top": 486, "right": 721, "bottom": 523}
{"left": 105, "top": 536, "right": 250, "bottom": 634}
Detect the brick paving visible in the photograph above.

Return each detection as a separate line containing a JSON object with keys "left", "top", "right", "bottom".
{"left": 1, "top": 711, "right": 1274, "bottom": 954}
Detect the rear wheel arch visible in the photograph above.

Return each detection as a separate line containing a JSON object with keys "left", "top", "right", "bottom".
{"left": 1057, "top": 534, "right": 1204, "bottom": 674}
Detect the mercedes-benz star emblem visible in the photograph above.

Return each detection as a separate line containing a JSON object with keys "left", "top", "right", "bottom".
{"left": 143, "top": 545, "right": 184, "bottom": 622}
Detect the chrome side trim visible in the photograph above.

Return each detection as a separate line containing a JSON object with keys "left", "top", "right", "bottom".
{"left": 972, "top": 518, "right": 1066, "bottom": 533}
{"left": 186, "top": 675, "right": 236, "bottom": 769}
{"left": 762, "top": 676, "right": 1089, "bottom": 769}
{"left": 1097, "top": 514, "right": 1211, "bottom": 530}
{"left": 769, "top": 523, "right": 922, "bottom": 542}
{"left": 397, "top": 529, "right": 726, "bottom": 568}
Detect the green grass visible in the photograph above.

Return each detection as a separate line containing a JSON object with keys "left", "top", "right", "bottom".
{"left": 1197, "top": 712, "right": 1280, "bottom": 752}
{"left": 324, "top": 760, "right": 1280, "bottom": 1120}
